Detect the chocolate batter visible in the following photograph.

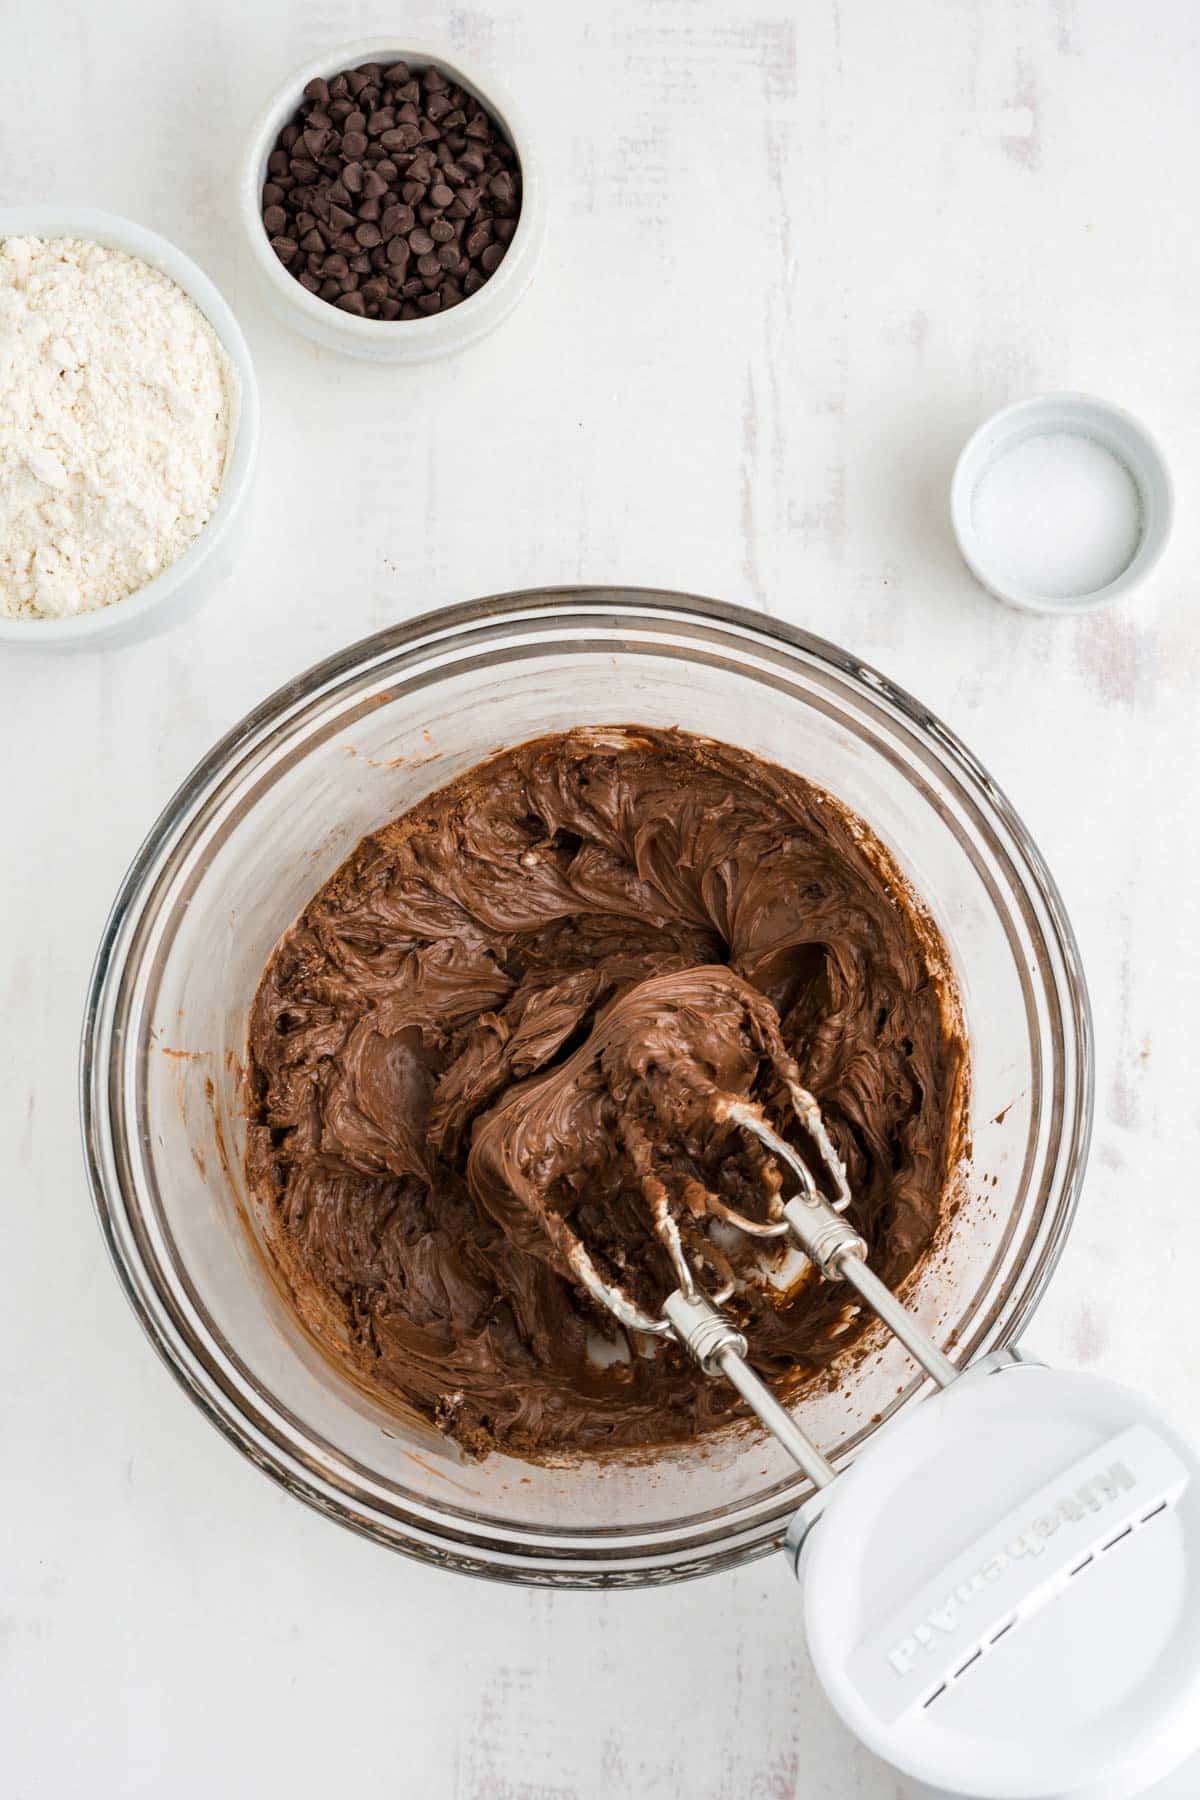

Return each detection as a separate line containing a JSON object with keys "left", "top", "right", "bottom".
{"left": 245, "top": 727, "right": 966, "bottom": 1459}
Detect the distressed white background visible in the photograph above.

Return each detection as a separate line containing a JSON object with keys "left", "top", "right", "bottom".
{"left": 2, "top": 0, "right": 1199, "bottom": 1795}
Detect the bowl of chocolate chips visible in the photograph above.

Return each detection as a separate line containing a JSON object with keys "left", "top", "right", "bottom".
{"left": 240, "top": 39, "right": 544, "bottom": 361}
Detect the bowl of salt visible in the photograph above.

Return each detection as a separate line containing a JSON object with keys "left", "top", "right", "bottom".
{"left": 950, "top": 392, "right": 1173, "bottom": 615}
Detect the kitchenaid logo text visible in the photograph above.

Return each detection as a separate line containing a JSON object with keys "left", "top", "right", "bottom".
{"left": 886, "top": 1459, "right": 1136, "bottom": 1678}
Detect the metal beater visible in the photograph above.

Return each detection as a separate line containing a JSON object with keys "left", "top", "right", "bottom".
{"left": 560, "top": 1078, "right": 956, "bottom": 1490}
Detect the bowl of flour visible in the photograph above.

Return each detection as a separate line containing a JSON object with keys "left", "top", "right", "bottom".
{"left": 0, "top": 208, "right": 259, "bottom": 647}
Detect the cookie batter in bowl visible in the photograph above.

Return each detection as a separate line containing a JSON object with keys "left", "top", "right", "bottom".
{"left": 246, "top": 725, "right": 967, "bottom": 1459}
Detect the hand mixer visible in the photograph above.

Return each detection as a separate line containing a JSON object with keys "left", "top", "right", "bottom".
{"left": 557, "top": 1080, "right": 1200, "bottom": 1800}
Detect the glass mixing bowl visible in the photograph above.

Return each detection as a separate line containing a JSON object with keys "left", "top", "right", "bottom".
{"left": 81, "top": 591, "right": 1092, "bottom": 1586}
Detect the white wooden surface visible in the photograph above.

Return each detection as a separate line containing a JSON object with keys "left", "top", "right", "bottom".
{"left": 3, "top": 1, "right": 1199, "bottom": 1794}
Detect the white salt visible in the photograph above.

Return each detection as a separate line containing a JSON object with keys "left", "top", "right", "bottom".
{"left": 970, "top": 431, "right": 1143, "bottom": 600}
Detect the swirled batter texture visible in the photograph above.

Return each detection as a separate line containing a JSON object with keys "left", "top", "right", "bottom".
{"left": 245, "top": 727, "right": 966, "bottom": 1459}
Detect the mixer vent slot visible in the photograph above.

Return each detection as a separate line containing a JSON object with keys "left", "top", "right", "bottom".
{"left": 917, "top": 1494, "right": 1173, "bottom": 1714}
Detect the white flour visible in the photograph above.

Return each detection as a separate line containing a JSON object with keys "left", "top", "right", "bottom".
{"left": 0, "top": 236, "right": 235, "bottom": 619}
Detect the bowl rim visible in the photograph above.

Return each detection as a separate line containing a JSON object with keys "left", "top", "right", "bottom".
{"left": 949, "top": 389, "right": 1175, "bottom": 616}
{"left": 80, "top": 588, "right": 1095, "bottom": 1584}
{"left": 238, "top": 36, "right": 545, "bottom": 358}
{"left": 0, "top": 206, "right": 260, "bottom": 646}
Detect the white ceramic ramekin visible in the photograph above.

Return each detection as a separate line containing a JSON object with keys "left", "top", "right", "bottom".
{"left": 950, "top": 392, "right": 1173, "bottom": 616}
{"left": 0, "top": 207, "right": 259, "bottom": 650}
{"left": 239, "top": 39, "right": 545, "bottom": 363}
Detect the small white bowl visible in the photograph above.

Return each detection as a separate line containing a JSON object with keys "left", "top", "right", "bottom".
{"left": 950, "top": 392, "right": 1173, "bottom": 615}
{"left": 0, "top": 207, "right": 259, "bottom": 650}
{"left": 240, "top": 39, "right": 545, "bottom": 363}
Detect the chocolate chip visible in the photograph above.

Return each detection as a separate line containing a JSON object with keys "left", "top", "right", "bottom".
{"left": 263, "top": 182, "right": 285, "bottom": 207}
{"left": 429, "top": 182, "right": 454, "bottom": 209}
{"left": 480, "top": 242, "right": 506, "bottom": 273}
{"left": 417, "top": 251, "right": 441, "bottom": 277}
{"left": 328, "top": 204, "right": 356, "bottom": 233}
{"left": 270, "top": 236, "right": 298, "bottom": 264}
{"left": 430, "top": 219, "right": 456, "bottom": 244}
{"left": 342, "top": 161, "right": 363, "bottom": 193}
{"left": 342, "top": 131, "right": 368, "bottom": 159}
{"left": 304, "top": 76, "right": 330, "bottom": 103}
{"left": 384, "top": 62, "right": 410, "bottom": 83}
{"left": 356, "top": 221, "right": 382, "bottom": 247}
{"left": 263, "top": 204, "right": 287, "bottom": 234}
{"left": 298, "top": 271, "right": 321, "bottom": 292}
{"left": 422, "top": 66, "right": 448, "bottom": 92}
{"left": 409, "top": 227, "right": 435, "bottom": 255}
{"left": 362, "top": 168, "right": 389, "bottom": 199}
{"left": 386, "top": 236, "right": 411, "bottom": 267}
{"left": 382, "top": 203, "right": 414, "bottom": 237}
